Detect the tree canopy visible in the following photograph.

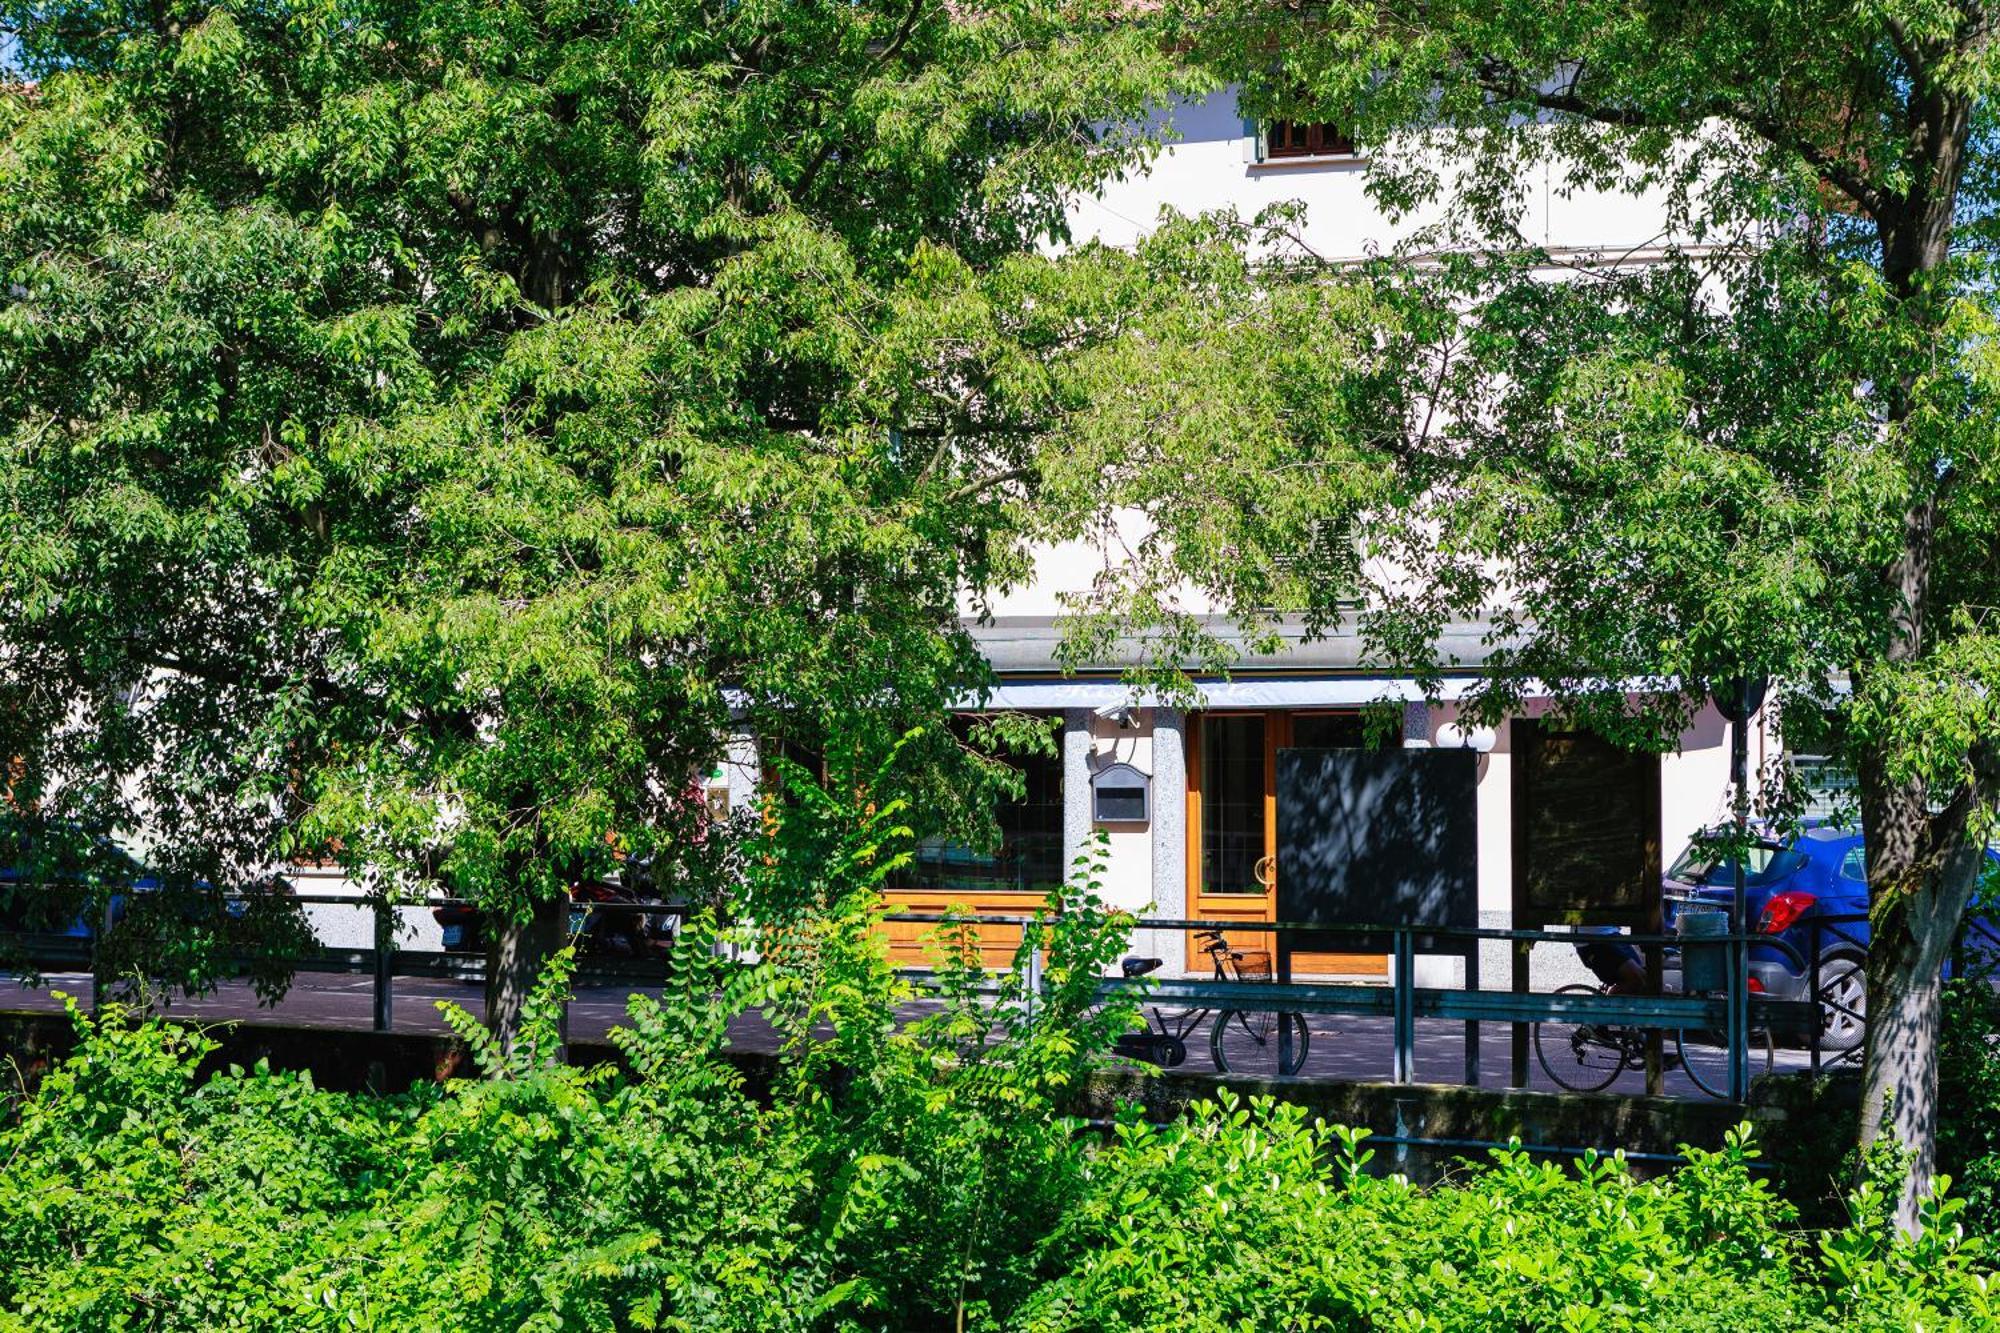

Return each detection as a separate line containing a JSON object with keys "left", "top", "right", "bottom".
{"left": 0, "top": 0, "right": 1176, "bottom": 1022}
{"left": 1056, "top": 0, "right": 2000, "bottom": 1224}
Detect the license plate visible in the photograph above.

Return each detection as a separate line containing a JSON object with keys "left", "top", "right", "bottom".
{"left": 441, "top": 924, "right": 464, "bottom": 948}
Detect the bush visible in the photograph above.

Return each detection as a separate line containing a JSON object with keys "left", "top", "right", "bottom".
{"left": 6, "top": 978, "right": 1995, "bottom": 1329}
{"left": 1, "top": 779, "right": 1994, "bottom": 1329}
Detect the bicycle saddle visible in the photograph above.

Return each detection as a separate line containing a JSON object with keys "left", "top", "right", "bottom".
{"left": 1120, "top": 956, "right": 1164, "bottom": 978}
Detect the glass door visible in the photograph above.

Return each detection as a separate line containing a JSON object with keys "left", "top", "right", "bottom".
{"left": 1186, "top": 710, "right": 1389, "bottom": 977}
{"left": 1187, "top": 713, "right": 1281, "bottom": 967}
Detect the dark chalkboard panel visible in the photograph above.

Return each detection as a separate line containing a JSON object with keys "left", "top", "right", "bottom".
{"left": 1510, "top": 721, "right": 1661, "bottom": 927}
{"left": 1275, "top": 748, "right": 1478, "bottom": 945}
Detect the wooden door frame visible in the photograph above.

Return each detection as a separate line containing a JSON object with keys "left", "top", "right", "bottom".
{"left": 1184, "top": 708, "right": 1387, "bottom": 977}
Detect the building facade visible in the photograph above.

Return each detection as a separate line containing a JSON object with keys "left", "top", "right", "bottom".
{"left": 880, "top": 92, "right": 1769, "bottom": 978}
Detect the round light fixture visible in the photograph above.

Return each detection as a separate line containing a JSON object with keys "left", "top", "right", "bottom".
{"left": 1434, "top": 722, "right": 1498, "bottom": 753}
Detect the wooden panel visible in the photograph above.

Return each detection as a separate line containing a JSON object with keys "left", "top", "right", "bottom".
{"left": 879, "top": 889, "right": 1047, "bottom": 969}
{"left": 1291, "top": 944, "right": 1391, "bottom": 978}
{"left": 1187, "top": 895, "right": 1277, "bottom": 971}
{"left": 1511, "top": 720, "right": 1662, "bottom": 928}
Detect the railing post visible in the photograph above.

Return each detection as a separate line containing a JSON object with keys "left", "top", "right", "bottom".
{"left": 1463, "top": 941, "right": 1480, "bottom": 1088}
{"left": 1393, "top": 928, "right": 1415, "bottom": 1085}
{"left": 92, "top": 896, "right": 113, "bottom": 1011}
{"left": 1510, "top": 936, "right": 1531, "bottom": 1089}
{"left": 371, "top": 897, "right": 394, "bottom": 1034}
{"left": 1727, "top": 928, "right": 1748, "bottom": 1102}
{"left": 1807, "top": 917, "right": 1822, "bottom": 1078}
{"left": 1277, "top": 924, "right": 1296, "bottom": 1073}
{"left": 1023, "top": 919, "right": 1043, "bottom": 1020}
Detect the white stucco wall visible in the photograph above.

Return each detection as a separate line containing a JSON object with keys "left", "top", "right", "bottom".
{"left": 1070, "top": 92, "right": 1676, "bottom": 263}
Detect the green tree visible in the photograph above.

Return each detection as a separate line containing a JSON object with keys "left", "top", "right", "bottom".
{"left": 1072, "top": 2, "right": 2000, "bottom": 1224}
{"left": 0, "top": 0, "right": 1174, "bottom": 1038}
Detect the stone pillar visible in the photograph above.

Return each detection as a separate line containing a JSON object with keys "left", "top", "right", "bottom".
{"left": 1061, "top": 709, "right": 1093, "bottom": 885}
{"left": 1143, "top": 707, "right": 1188, "bottom": 966}
{"left": 1402, "top": 699, "right": 1432, "bottom": 744}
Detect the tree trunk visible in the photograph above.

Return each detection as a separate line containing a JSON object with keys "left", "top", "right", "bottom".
{"left": 1855, "top": 771, "right": 1988, "bottom": 1232}
{"left": 484, "top": 892, "right": 569, "bottom": 1059}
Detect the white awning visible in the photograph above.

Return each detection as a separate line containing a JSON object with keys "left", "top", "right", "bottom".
{"left": 959, "top": 677, "right": 1489, "bottom": 711}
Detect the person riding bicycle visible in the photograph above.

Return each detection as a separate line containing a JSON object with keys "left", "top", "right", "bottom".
{"left": 1574, "top": 925, "right": 1649, "bottom": 994}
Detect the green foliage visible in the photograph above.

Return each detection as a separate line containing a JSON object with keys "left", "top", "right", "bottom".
{"left": 1021, "top": 1105, "right": 1997, "bottom": 1333}
{"left": 6, "top": 1000, "right": 1994, "bottom": 1331}
{"left": 0, "top": 786, "right": 1987, "bottom": 1330}
{"left": 0, "top": 0, "right": 1180, "bottom": 982}
{"left": 1937, "top": 874, "right": 2000, "bottom": 1234}
{"left": 1054, "top": 0, "right": 2000, "bottom": 1218}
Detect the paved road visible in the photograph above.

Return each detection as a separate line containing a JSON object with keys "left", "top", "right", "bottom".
{"left": 1, "top": 971, "right": 1826, "bottom": 1101}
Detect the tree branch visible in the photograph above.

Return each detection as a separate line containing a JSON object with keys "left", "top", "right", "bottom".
{"left": 795, "top": 0, "right": 931, "bottom": 200}
{"left": 1484, "top": 60, "right": 1894, "bottom": 219}
{"left": 944, "top": 465, "right": 1035, "bottom": 503}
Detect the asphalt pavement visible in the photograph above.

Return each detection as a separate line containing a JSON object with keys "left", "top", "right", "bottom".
{"left": 1, "top": 969, "right": 1826, "bottom": 1100}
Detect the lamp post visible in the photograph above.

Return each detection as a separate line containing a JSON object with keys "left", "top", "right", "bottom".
{"left": 1711, "top": 674, "right": 1768, "bottom": 1101}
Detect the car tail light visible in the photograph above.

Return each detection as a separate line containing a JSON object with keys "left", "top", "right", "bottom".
{"left": 1748, "top": 975, "right": 1766, "bottom": 993}
{"left": 1759, "top": 891, "right": 1817, "bottom": 934}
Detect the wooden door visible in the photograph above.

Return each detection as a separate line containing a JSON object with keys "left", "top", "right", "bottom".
{"left": 1186, "top": 711, "right": 1388, "bottom": 978}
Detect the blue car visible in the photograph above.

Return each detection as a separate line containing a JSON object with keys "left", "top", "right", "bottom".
{"left": 1663, "top": 823, "right": 2000, "bottom": 1051}
{"left": 0, "top": 832, "right": 158, "bottom": 940}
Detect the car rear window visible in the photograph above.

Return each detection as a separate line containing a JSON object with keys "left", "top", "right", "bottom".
{"left": 1668, "top": 840, "right": 1804, "bottom": 887}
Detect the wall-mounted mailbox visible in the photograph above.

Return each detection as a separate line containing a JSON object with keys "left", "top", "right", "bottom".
{"left": 1090, "top": 762, "right": 1151, "bottom": 823}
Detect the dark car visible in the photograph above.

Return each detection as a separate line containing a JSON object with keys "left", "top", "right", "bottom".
{"left": 1663, "top": 823, "right": 2000, "bottom": 1051}
{"left": 432, "top": 877, "right": 677, "bottom": 963}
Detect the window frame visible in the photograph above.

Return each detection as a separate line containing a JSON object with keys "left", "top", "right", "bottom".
{"left": 889, "top": 716, "right": 1066, "bottom": 897}
{"left": 1260, "top": 119, "right": 1360, "bottom": 162}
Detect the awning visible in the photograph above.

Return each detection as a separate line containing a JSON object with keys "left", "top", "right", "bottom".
{"left": 959, "top": 677, "right": 1489, "bottom": 711}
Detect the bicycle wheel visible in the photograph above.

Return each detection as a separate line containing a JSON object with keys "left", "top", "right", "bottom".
{"left": 1209, "top": 1008, "right": 1310, "bottom": 1077}
{"left": 1675, "top": 1023, "right": 1775, "bottom": 1100}
{"left": 1533, "top": 984, "right": 1630, "bottom": 1093}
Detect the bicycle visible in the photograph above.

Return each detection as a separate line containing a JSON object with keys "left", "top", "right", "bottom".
{"left": 1532, "top": 981, "right": 1773, "bottom": 1098}
{"left": 1114, "top": 927, "right": 1312, "bottom": 1077}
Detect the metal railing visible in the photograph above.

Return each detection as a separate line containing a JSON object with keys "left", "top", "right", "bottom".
{"left": 890, "top": 911, "right": 1815, "bottom": 1096}
{"left": 9, "top": 892, "right": 1999, "bottom": 1102}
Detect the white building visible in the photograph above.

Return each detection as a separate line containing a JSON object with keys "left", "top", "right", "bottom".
{"left": 880, "top": 93, "right": 1770, "bottom": 980}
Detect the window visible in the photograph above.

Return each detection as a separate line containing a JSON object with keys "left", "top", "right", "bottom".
{"left": 1667, "top": 838, "right": 1806, "bottom": 887}
{"left": 1840, "top": 845, "right": 1868, "bottom": 886}
{"left": 1291, "top": 711, "right": 1391, "bottom": 749}
{"left": 1264, "top": 120, "right": 1357, "bottom": 160}
{"left": 894, "top": 732, "right": 1064, "bottom": 896}
{"left": 1201, "top": 715, "right": 1267, "bottom": 894}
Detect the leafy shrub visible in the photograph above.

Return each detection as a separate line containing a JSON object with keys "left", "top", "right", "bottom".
{"left": 1938, "top": 870, "right": 2000, "bottom": 1237}
{"left": 2, "top": 771, "right": 1995, "bottom": 1330}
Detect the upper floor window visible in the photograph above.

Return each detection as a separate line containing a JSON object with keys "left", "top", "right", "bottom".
{"left": 1264, "top": 120, "right": 1357, "bottom": 160}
